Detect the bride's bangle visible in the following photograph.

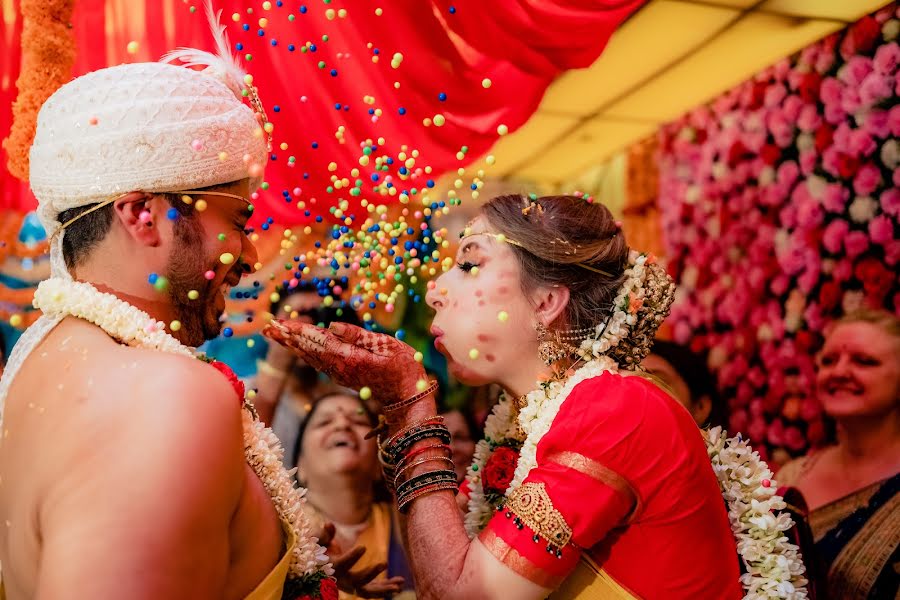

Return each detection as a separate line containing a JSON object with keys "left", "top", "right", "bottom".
{"left": 384, "top": 379, "right": 439, "bottom": 414}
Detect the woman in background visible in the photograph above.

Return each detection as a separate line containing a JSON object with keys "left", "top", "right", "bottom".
{"left": 778, "top": 309, "right": 900, "bottom": 599}
{"left": 296, "top": 390, "right": 413, "bottom": 599}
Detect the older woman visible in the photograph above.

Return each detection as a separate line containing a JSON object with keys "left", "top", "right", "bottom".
{"left": 778, "top": 309, "right": 900, "bottom": 599}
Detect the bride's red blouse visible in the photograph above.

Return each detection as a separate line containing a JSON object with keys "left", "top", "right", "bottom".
{"left": 479, "top": 371, "right": 743, "bottom": 599}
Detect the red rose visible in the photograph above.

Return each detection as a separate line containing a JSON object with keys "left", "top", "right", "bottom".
{"left": 854, "top": 258, "right": 893, "bottom": 301}
{"left": 840, "top": 15, "right": 881, "bottom": 59}
{"left": 798, "top": 71, "right": 822, "bottom": 103}
{"left": 209, "top": 360, "right": 246, "bottom": 402}
{"left": 727, "top": 140, "right": 749, "bottom": 166}
{"left": 818, "top": 280, "right": 842, "bottom": 312}
{"left": 760, "top": 144, "right": 781, "bottom": 165}
{"left": 748, "top": 80, "right": 768, "bottom": 109}
{"left": 814, "top": 123, "right": 834, "bottom": 153}
{"left": 318, "top": 578, "right": 339, "bottom": 600}
{"left": 482, "top": 447, "right": 519, "bottom": 495}
{"left": 795, "top": 330, "right": 815, "bottom": 352}
{"left": 835, "top": 153, "right": 860, "bottom": 179}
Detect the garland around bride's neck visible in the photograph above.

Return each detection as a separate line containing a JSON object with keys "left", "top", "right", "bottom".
{"left": 32, "top": 277, "right": 333, "bottom": 591}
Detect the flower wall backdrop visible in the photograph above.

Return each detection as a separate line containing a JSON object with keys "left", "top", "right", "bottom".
{"left": 658, "top": 4, "right": 900, "bottom": 465}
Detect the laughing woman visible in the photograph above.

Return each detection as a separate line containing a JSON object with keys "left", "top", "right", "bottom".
{"left": 266, "top": 195, "right": 807, "bottom": 599}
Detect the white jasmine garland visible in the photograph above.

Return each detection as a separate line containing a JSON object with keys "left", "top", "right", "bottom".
{"left": 32, "top": 277, "right": 333, "bottom": 584}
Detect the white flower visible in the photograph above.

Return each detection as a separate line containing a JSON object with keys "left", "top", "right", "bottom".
{"left": 848, "top": 196, "right": 878, "bottom": 223}
{"left": 883, "top": 19, "right": 899, "bottom": 41}
{"left": 880, "top": 139, "right": 899, "bottom": 170}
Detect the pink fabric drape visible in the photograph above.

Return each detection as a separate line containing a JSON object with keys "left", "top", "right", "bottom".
{"left": 1, "top": 0, "right": 642, "bottom": 224}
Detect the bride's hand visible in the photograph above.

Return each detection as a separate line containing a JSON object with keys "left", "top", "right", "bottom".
{"left": 263, "top": 320, "right": 427, "bottom": 404}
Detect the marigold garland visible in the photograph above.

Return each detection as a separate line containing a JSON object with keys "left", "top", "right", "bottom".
{"left": 3, "top": 0, "right": 76, "bottom": 181}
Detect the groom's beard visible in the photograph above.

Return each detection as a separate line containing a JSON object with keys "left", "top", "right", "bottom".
{"left": 165, "top": 218, "right": 223, "bottom": 346}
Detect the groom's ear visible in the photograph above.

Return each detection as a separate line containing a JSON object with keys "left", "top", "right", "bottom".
{"left": 113, "top": 191, "right": 162, "bottom": 247}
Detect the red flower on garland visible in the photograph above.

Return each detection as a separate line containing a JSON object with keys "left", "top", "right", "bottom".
{"left": 840, "top": 15, "right": 882, "bottom": 59}
{"left": 483, "top": 447, "right": 519, "bottom": 495}
{"left": 835, "top": 153, "right": 860, "bottom": 179}
{"left": 855, "top": 258, "right": 894, "bottom": 302}
{"left": 818, "top": 280, "right": 842, "bottom": 312}
{"left": 209, "top": 360, "right": 246, "bottom": 402}
{"left": 798, "top": 71, "right": 822, "bottom": 104}
{"left": 760, "top": 144, "right": 781, "bottom": 166}
{"left": 292, "top": 578, "right": 338, "bottom": 600}
{"left": 814, "top": 123, "right": 834, "bottom": 153}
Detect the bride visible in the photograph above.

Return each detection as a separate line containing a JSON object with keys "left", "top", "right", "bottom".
{"left": 266, "top": 194, "right": 807, "bottom": 599}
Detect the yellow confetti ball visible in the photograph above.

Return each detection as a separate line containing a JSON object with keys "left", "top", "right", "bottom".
{"left": 486, "top": 155, "right": 496, "bottom": 165}
{"left": 328, "top": 161, "right": 338, "bottom": 172}
{"left": 218, "top": 151, "right": 228, "bottom": 161}
{"left": 470, "top": 266, "right": 479, "bottom": 276}
{"left": 258, "top": 17, "right": 268, "bottom": 28}
{"left": 482, "top": 78, "right": 492, "bottom": 88}
{"left": 126, "top": 41, "right": 139, "bottom": 54}
{"left": 497, "top": 311, "right": 509, "bottom": 322}
{"left": 270, "top": 292, "right": 281, "bottom": 304}
{"left": 416, "top": 379, "right": 428, "bottom": 392}
{"left": 195, "top": 199, "right": 208, "bottom": 212}
{"left": 433, "top": 114, "right": 446, "bottom": 127}
{"left": 246, "top": 339, "right": 256, "bottom": 348}
{"left": 468, "top": 348, "right": 480, "bottom": 360}
{"left": 325, "top": 8, "right": 336, "bottom": 19}
{"left": 323, "top": 296, "right": 334, "bottom": 307}
{"left": 360, "top": 387, "right": 372, "bottom": 400}
{"left": 262, "top": 0, "right": 271, "bottom": 9}
{"left": 188, "top": 290, "right": 200, "bottom": 300}
{"left": 497, "top": 124, "right": 509, "bottom": 136}
{"left": 181, "top": 194, "right": 193, "bottom": 204}
{"left": 9, "top": 314, "right": 23, "bottom": 328}
{"left": 247, "top": 389, "right": 257, "bottom": 400}
{"left": 219, "top": 252, "right": 235, "bottom": 265}
{"left": 413, "top": 352, "right": 424, "bottom": 363}
{"left": 231, "top": 12, "right": 240, "bottom": 22}
{"left": 375, "top": 7, "right": 383, "bottom": 16}
{"left": 169, "top": 320, "right": 182, "bottom": 332}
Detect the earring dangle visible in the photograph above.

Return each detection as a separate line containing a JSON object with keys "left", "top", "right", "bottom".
{"left": 535, "top": 322, "right": 571, "bottom": 366}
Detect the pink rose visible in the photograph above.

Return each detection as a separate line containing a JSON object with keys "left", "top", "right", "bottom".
{"left": 764, "top": 83, "right": 787, "bottom": 108}
{"left": 886, "top": 241, "right": 900, "bottom": 266}
{"left": 850, "top": 129, "right": 878, "bottom": 157}
{"left": 832, "top": 257, "right": 854, "bottom": 282}
{"left": 771, "top": 274, "right": 791, "bottom": 296}
{"left": 777, "top": 160, "right": 800, "bottom": 188}
{"left": 822, "top": 182, "right": 850, "bottom": 213}
{"left": 873, "top": 41, "right": 899, "bottom": 74}
{"left": 797, "top": 104, "right": 822, "bottom": 132}
{"left": 868, "top": 215, "right": 894, "bottom": 245}
{"left": 767, "top": 110, "right": 795, "bottom": 147}
{"left": 832, "top": 122, "right": 853, "bottom": 154}
{"left": 844, "top": 230, "right": 870, "bottom": 258}
{"left": 839, "top": 55, "right": 875, "bottom": 87}
{"left": 853, "top": 163, "right": 882, "bottom": 195}
{"left": 863, "top": 109, "right": 890, "bottom": 140}
{"left": 797, "top": 261, "right": 821, "bottom": 295}
{"left": 799, "top": 150, "right": 818, "bottom": 174}
{"left": 860, "top": 73, "right": 893, "bottom": 106}
{"left": 890, "top": 105, "right": 900, "bottom": 137}
{"left": 782, "top": 94, "right": 804, "bottom": 122}
{"left": 804, "top": 302, "right": 826, "bottom": 331}
{"left": 822, "top": 220, "right": 850, "bottom": 253}
{"left": 881, "top": 187, "right": 900, "bottom": 217}
{"left": 841, "top": 86, "right": 863, "bottom": 116}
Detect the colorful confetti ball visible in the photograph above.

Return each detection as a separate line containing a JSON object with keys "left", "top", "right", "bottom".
{"left": 359, "top": 386, "right": 372, "bottom": 400}
{"left": 433, "top": 114, "right": 446, "bottom": 127}
{"left": 375, "top": 7, "right": 382, "bottom": 15}
{"left": 204, "top": 270, "right": 216, "bottom": 280}
{"left": 195, "top": 199, "right": 208, "bottom": 212}
{"left": 223, "top": 327, "right": 234, "bottom": 338}
{"left": 219, "top": 252, "right": 235, "bottom": 265}
{"left": 126, "top": 41, "right": 140, "bottom": 54}
{"left": 153, "top": 276, "right": 169, "bottom": 291}
{"left": 468, "top": 348, "right": 480, "bottom": 360}
{"left": 9, "top": 314, "right": 23, "bottom": 327}
{"left": 497, "top": 310, "right": 509, "bottom": 322}
{"left": 88, "top": 117, "right": 99, "bottom": 126}
{"left": 247, "top": 339, "right": 256, "bottom": 348}
{"left": 139, "top": 210, "right": 152, "bottom": 224}
{"left": 170, "top": 320, "right": 182, "bottom": 332}
{"left": 191, "top": 139, "right": 204, "bottom": 151}
{"left": 416, "top": 379, "right": 428, "bottom": 392}
{"left": 188, "top": 290, "right": 200, "bottom": 300}
{"left": 497, "top": 124, "right": 508, "bottom": 135}
{"left": 482, "top": 78, "right": 492, "bottom": 88}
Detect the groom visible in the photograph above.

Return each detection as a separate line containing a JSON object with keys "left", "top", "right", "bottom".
{"left": 0, "top": 56, "right": 397, "bottom": 599}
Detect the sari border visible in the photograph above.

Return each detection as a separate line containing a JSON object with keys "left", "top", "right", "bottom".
{"left": 478, "top": 528, "right": 566, "bottom": 589}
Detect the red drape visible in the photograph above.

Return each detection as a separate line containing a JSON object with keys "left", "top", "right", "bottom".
{"left": 1, "top": 0, "right": 642, "bottom": 224}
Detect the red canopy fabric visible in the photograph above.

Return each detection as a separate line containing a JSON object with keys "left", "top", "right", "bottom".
{"left": 1, "top": 0, "right": 642, "bottom": 224}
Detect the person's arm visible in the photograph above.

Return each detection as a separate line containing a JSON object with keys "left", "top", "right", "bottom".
{"left": 254, "top": 341, "right": 296, "bottom": 425}
{"left": 34, "top": 359, "right": 245, "bottom": 598}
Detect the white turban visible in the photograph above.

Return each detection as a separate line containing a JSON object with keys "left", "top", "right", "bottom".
{"left": 29, "top": 60, "right": 268, "bottom": 278}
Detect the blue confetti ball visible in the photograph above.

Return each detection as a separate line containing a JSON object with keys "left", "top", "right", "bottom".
{"left": 438, "top": 92, "right": 447, "bottom": 101}
{"left": 242, "top": 23, "right": 249, "bottom": 31}
{"left": 167, "top": 208, "right": 178, "bottom": 220}
{"left": 288, "top": 44, "right": 295, "bottom": 51}
{"left": 398, "top": 107, "right": 406, "bottom": 115}
{"left": 371, "top": 174, "right": 380, "bottom": 182}
{"left": 299, "top": 5, "right": 307, "bottom": 13}
{"left": 310, "top": 44, "right": 317, "bottom": 52}
{"left": 257, "top": 29, "right": 265, "bottom": 36}
{"left": 395, "top": 329, "right": 406, "bottom": 341}
{"left": 276, "top": 0, "right": 283, "bottom": 6}
{"left": 368, "top": 108, "right": 375, "bottom": 115}
{"left": 261, "top": 223, "right": 270, "bottom": 231}
{"left": 334, "top": 103, "right": 342, "bottom": 110}
{"left": 426, "top": 179, "right": 435, "bottom": 188}
{"left": 148, "top": 273, "right": 158, "bottom": 284}
{"left": 312, "top": 142, "right": 319, "bottom": 149}
{"left": 449, "top": 6, "right": 456, "bottom": 13}
{"left": 373, "top": 48, "right": 380, "bottom": 55}
{"left": 235, "top": 42, "right": 243, "bottom": 51}
{"left": 315, "top": 215, "right": 323, "bottom": 223}
{"left": 330, "top": 69, "right": 338, "bottom": 77}
{"left": 273, "top": 105, "right": 281, "bottom": 112}
{"left": 270, "top": 39, "right": 277, "bottom": 46}
{"left": 223, "top": 327, "right": 233, "bottom": 338}
{"left": 343, "top": 105, "right": 350, "bottom": 111}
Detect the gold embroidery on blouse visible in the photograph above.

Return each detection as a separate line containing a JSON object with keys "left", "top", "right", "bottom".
{"left": 507, "top": 482, "right": 573, "bottom": 549}
{"left": 478, "top": 529, "right": 564, "bottom": 588}
{"left": 546, "top": 451, "right": 641, "bottom": 523}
